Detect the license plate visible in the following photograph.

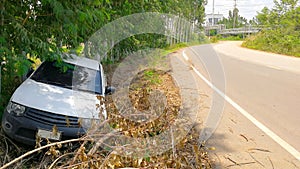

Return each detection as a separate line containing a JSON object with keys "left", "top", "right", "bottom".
{"left": 37, "top": 129, "right": 61, "bottom": 141}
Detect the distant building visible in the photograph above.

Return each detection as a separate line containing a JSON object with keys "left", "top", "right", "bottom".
{"left": 205, "top": 13, "right": 224, "bottom": 26}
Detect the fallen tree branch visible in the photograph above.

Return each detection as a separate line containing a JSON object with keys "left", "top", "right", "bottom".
{"left": 0, "top": 137, "right": 92, "bottom": 169}
{"left": 48, "top": 152, "right": 74, "bottom": 169}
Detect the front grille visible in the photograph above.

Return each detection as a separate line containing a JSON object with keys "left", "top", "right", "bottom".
{"left": 25, "top": 108, "right": 79, "bottom": 127}
{"left": 16, "top": 128, "right": 36, "bottom": 139}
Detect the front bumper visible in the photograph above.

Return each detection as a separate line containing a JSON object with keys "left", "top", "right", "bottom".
{"left": 1, "top": 109, "right": 86, "bottom": 146}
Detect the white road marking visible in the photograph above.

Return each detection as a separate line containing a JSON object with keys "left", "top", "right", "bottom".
{"left": 183, "top": 50, "right": 300, "bottom": 161}
{"left": 266, "top": 65, "right": 282, "bottom": 70}
{"left": 182, "top": 51, "right": 189, "bottom": 61}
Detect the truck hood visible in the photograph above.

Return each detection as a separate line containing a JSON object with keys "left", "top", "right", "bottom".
{"left": 11, "top": 79, "right": 102, "bottom": 119}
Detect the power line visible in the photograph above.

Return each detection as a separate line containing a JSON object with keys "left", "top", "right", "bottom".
{"left": 205, "top": 0, "right": 276, "bottom": 20}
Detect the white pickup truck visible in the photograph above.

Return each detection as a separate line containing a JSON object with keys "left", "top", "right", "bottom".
{"left": 1, "top": 55, "right": 114, "bottom": 145}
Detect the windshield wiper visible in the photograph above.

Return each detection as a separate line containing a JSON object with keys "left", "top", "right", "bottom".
{"left": 74, "top": 88, "right": 101, "bottom": 95}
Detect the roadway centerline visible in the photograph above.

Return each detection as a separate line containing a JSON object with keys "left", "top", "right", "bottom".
{"left": 182, "top": 50, "right": 300, "bottom": 161}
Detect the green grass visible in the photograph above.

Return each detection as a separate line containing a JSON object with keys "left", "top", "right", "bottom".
{"left": 144, "top": 69, "right": 162, "bottom": 85}
{"left": 209, "top": 36, "right": 219, "bottom": 43}
{"left": 209, "top": 35, "right": 245, "bottom": 43}
{"left": 219, "top": 35, "right": 244, "bottom": 41}
{"left": 242, "top": 28, "right": 300, "bottom": 57}
{"left": 164, "top": 39, "right": 210, "bottom": 53}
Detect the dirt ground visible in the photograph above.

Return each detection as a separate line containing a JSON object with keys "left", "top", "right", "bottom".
{"left": 0, "top": 54, "right": 212, "bottom": 168}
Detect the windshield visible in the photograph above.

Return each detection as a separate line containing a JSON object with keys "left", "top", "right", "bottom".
{"left": 30, "top": 61, "right": 102, "bottom": 94}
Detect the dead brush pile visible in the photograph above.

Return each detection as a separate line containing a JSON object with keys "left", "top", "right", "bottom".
{"left": 0, "top": 68, "right": 212, "bottom": 169}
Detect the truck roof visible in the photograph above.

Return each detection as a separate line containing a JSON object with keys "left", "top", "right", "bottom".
{"left": 64, "top": 54, "right": 100, "bottom": 70}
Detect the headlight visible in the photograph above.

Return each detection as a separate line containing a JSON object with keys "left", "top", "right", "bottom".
{"left": 6, "top": 102, "right": 26, "bottom": 116}
{"left": 78, "top": 118, "right": 100, "bottom": 130}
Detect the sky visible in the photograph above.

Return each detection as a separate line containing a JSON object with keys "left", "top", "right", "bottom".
{"left": 205, "top": 0, "right": 275, "bottom": 20}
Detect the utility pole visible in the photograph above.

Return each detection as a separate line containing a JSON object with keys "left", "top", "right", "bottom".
{"left": 233, "top": 0, "right": 237, "bottom": 28}
{"left": 212, "top": 0, "right": 215, "bottom": 25}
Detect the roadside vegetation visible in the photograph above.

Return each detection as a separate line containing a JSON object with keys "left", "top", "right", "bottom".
{"left": 208, "top": 0, "right": 300, "bottom": 56}
{"left": 0, "top": 64, "right": 212, "bottom": 168}
{"left": 0, "top": 0, "right": 206, "bottom": 119}
{"left": 242, "top": 0, "right": 300, "bottom": 57}
{"left": 207, "top": 5, "right": 256, "bottom": 43}
{"left": 0, "top": 0, "right": 211, "bottom": 168}
{"left": 209, "top": 35, "right": 244, "bottom": 43}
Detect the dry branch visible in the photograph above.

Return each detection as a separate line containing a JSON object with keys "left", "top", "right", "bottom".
{"left": 0, "top": 137, "right": 92, "bottom": 169}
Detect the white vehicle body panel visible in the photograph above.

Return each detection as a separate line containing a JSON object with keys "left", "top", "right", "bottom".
{"left": 11, "top": 79, "right": 102, "bottom": 119}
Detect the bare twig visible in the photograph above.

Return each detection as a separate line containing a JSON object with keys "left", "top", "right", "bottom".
{"left": 1, "top": 133, "right": 21, "bottom": 153}
{"left": 285, "top": 159, "right": 298, "bottom": 168}
{"left": 36, "top": 13, "right": 53, "bottom": 17}
{"left": 87, "top": 131, "right": 117, "bottom": 155}
{"left": 248, "top": 148, "right": 271, "bottom": 153}
{"left": 48, "top": 152, "right": 74, "bottom": 169}
{"left": 240, "top": 134, "right": 248, "bottom": 142}
{"left": 22, "top": 0, "right": 38, "bottom": 25}
{"left": 71, "top": 119, "right": 110, "bottom": 165}
{"left": 193, "top": 145, "right": 201, "bottom": 167}
{"left": 13, "top": 155, "right": 35, "bottom": 169}
{"left": 22, "top": 10, "right": 31, "bottom": 25}
{"left": 268, "top": 156, "right": 274, "bottom": 169}
{"left": 225, "top": 156, "right": 256, "bottom": 168}
{"left": 70, "top": 140, "right": 89, "bottom": 166}
{"left": 214, "top": 153, "right": 221, "bottom": 165}
{"left": 227, "top": 161, "right": 256, "bottom": 168}
{"left": 230, "top": 118, "right": 237, "bottom": 124}
{"left": 0, "top": 137, "right": 92, "bottom": 169}
{"left": 248, "top": 153, "right": 265, "bottom": 168}
{"left": 3, "top": 138, "right": 8, "bottom": 165}
{"left": 99, "top": 151, "right": 115, "bottom": 168}
{"left": 170, "top": 126, "right": 176, "bottom": 158}
{"left": 225, "top": 157, "right": 238, "bottom": 166}
{"left": 60, "top": 161, "right": 89, "bottom": 169}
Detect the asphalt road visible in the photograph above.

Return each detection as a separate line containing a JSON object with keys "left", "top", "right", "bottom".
{"left": 182, "top": 41, "right": 300, "bottom": 168}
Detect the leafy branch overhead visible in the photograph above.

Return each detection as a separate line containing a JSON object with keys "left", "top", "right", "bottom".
{"left": 1, "top": 0, "right": 206, "bottom": 65}
{"left": 243, "top": 0, "right": 300, "bottom": 57}
{"left": 0, "top": 0, "right": 206, "bottom": 114}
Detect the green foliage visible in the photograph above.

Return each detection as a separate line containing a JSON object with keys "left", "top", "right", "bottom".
{"left": 0, "top": 0, "right": 111, "bottom": 113}
{"left": 0, "top": 0, "right": 206, "bottom": 116}
{"left": 209, "top": 35, "right": 243, "bottom": 43}
{"left": 209, "top": 29, "right": 217, "bottom": 36}
{"left": 219, "top": 35, "right": 244, "bottom": 41}
{"left": 218, "top": 8, "right": 248, "bottom": 28}
{"left": 242, "top": 28, "right": 300, "bottom": 57}
{"left": 144, "top": 69, "right": 162, "bottom": 85}
{"left": 243, "top": 0, "right": 300, "bottom": 57}
{"left": 210, "top": 36, "right": 218, "bottom": 43}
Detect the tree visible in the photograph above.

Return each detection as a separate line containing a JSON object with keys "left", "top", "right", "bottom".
{"left": 256, "top": 7, "right": 271, "bottom": 25}
{"left": 0, "top": 0, "right": 206, "bottom": 114}
{"left": 243, "top": 0, "right": 300, "bottom": 57}
{"left": 218, "top": 8, "right": 248, "bottom": 29}
{"left": 254, "top": 0, "right": 300, "bottom": 27}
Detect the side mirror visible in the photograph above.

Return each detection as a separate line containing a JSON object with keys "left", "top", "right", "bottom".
{"left": 105, "top": 86, "right": 116, "bottom": 95}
